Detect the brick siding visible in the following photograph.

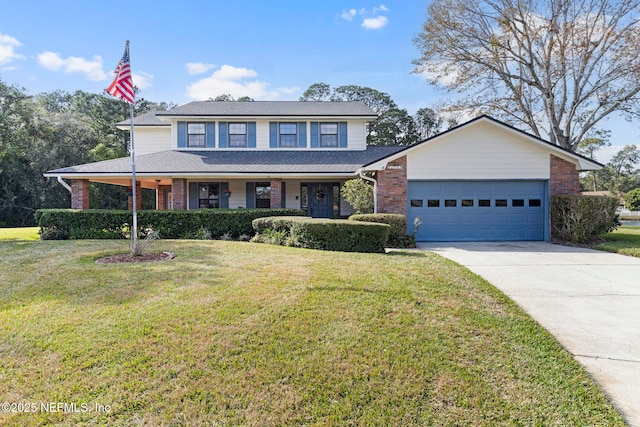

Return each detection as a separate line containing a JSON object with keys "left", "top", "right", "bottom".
{"left": 71, "top": 179, "right": 90, "bottom": 210}
{"left": 172, "top": 178, "right": 187, "bottom": 210}
{"left": 127, "top": 182, "right": 142, "bottom": 211}
{"left": 377, "top": 156, "right": 407, "bottom": 217}
{"left": 270, "top": 179, "right": 282, "bottom": 209}
{"left": 550, "top": 154, "right": 580, "bottom": 195}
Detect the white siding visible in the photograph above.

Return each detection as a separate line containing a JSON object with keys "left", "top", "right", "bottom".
{"left": 227, "top": 180, "right": 247, "bottom": 209}
{"left": 345, "top": 120, "right": 367, "bottom": 151}
{"left": 136, "top": 128, "right": 171, "bottom": 155}
{"left": 285, "top": 180, "right": 302, "bottom": 209}
{"left": 407, "top": 122, "right": 550, "bottom": 180}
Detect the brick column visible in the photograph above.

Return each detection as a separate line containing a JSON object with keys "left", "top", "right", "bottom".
{"left": 156, "top": 185, "right": 172, "bottom": 210}
{"left": 128, "top": 182, "right": 142, "bottom": 211}
{"left": 377, "top": 156, "right": 407, "bottom": 218}
{"left": 172, "top": 178, "right": 188, "bottom": 210}
{"left": 550, "top": 155, "right": 579, "bottom": 195}
{"left": 71, "top": 179, "right": 90, "bottom": 210}
{"left": 270, "top": 179, "right": 282, "bottom": 209}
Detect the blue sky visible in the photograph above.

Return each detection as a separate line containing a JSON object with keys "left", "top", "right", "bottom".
{"left": 0, "top": 0, "right": 637, "bottom": 162}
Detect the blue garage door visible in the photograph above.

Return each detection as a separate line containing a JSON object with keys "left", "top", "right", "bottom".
{"left": 408, "top": 180, "right": 547, "bottom": 241}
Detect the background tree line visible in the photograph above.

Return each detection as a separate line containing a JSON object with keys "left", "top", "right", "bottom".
{"left": 0, "top": 79, "right": 173, "bottom": 226}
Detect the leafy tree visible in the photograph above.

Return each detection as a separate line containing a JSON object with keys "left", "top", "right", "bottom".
{"left": 299, "top": 83, "right": 331, "bottom": 101}
{"left": 585, "top": 145, "right": 640, "bottom": 193}
{"left": 369, "top": 108, "right": 420, "bottom": 146}
{"left": 330, "top": 85, "right": 396, "bottom": 114}
{"left": 210, "top": 94, "right": 255, "bottom": 102}
{"left": 341, "top": 178, "right": 374, "bottom": 214}
{"left": 625, "top": 188, "right": 640, "bottom": 211}
{"left": 414, "top": 107, "right": 444, "bottom": 140}
{"left": 577, "top": 132, "right": 611, "bottom": 191}
{"left": 414, "top": 0, "right": 640, "bottom": 151}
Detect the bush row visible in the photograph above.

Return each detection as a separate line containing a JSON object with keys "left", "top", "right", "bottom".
{"left": 348, "top": 213, "right": 415, "bottom": 248}
{"left": 550, "top": 195, "right": 619, "bottom": 243}
{"left": 35, "top": 208, "right": 307, "bottom": 240}
{"left": 252, "top": 216, "right": 390, "bottom": 253}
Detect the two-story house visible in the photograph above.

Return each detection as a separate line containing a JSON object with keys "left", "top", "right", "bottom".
{"left": 45, "top": 101, "right": 601, "bottom": 241}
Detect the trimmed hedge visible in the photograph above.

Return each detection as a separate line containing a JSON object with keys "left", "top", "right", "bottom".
{"left": 252, "top": 216, "right": 390, "bottom": 253}
{"left": 35, "top": 208, "right": 306, "bottom": 240}
{"left": 348, "top": 213, "right": 415, "bottom": 248}
{"left": 550, "top": 195, "right": 619, "bottom": 243}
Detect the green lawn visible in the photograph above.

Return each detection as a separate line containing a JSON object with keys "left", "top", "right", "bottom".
{"left": 0, "top": 237, "right": 626, "bottom": 426}
{"left": 0, "top": 227, "right": 39, "bottom": 241}
{"left": 595, "top": 226, "right": 640, "bottom": 257}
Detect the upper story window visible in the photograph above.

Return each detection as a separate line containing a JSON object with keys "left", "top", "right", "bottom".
{"left": 187, "top": 123, "right": 206, "bottom": 147}
{"left": 279, "top": 123, "right": 298, "bottom": 148}
{"left": 320, "top": 123, "right": 338, "bottom": 148}
{"left": 228, "top": 123, "right": 247, "bottom": 148}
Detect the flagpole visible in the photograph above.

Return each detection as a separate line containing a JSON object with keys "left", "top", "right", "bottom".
{"left": 130, "top": 99, "right": 138, "bottom": 253}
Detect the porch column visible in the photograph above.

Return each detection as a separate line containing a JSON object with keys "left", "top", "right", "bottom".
{"left": 71, "top": 179, "right": 90, "bottom": 210}
{"left": 550, "top": 154, "right": 580, "bottom": 195}
{"left": 270, "top": 179, "right": 282, "bottom": 209}
{"left": 128, "top": 181, "right": 142, "bottom": 211}
{"left": 377, "top": 155, "right": 407, "bottom": 219}
{"left": 172, "top": 178, "right": 188, "bottom": 210}
{"left": 156, "top": 185, "right": 172, "bottom": 210}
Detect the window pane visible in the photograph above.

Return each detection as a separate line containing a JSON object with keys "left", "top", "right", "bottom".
{"left": 229, "top": 135, "right": 246, "bottom": 147}
{"left": 462, "top": 199, "right": 474, "bottom": 207}
{"left": 229, "top": 123, "right": 246, "bottom": 134}
{"left": 188, "top": 134, "right": 205, "bottom": 147}
{"left": 279, "top": 134, "right": 297, "bottom": 147}
{"left": 479, "top": 199, "right": 491, "bottom": 207}
{"left": 320, "top": 135, "right": 338, "bottom": 147}
{"left": 529, "top": 199, "right": 542, "bottom": 207}
{"left": 255, "top": 183, "right": 271, "bottom": 199}
{"left": 512, "top": 199, "right": 525, "bottom": 207}
{"left": 445, "top": 199, "right": 457, "bottom": 207}
{"left": 188, "top": 123, "right": 205, "bottom": 133}
{"left": 427, "top": 199, "right": 440, "bottom": 207}
{"left": 496, "top": 199, "right": 508, "bottom": 207}
{"left": 320, "top": 123, "right": 338, "bottom": 134}
{"left": 279, "top": 123, "right": 297, "bottom": 134}
{"left": 410, "top": 199, "right": 423, "bottom": 207}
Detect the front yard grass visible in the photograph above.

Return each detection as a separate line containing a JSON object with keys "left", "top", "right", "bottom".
{"left": 0, "top": 238, "right": 626, "bottom": 426}
{"left": 594, "top": 226, "right": 640, "bottom": 257}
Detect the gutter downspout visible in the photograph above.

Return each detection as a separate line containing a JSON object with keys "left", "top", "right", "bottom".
{"left": 357, "top": 168, "right": 378, "bottom": 214}
{"left": 57, "top": 176, "right": 72, "bottom": 193}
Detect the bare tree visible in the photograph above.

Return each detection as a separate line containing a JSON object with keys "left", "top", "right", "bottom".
{"left": 413, "top": 0, "right": 640, "bottom": 151}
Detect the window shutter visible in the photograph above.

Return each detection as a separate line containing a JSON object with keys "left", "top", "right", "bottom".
{"left": 206, "top": 122, "right": 215, "bottom": 148}
{"left": 220, "top": 182, "right": 229, "bottom": 208}
{"left": 177, "top": 121, "right": 187, "bottom": 148}
{"left": 219, "top": 122, "right": 228, "bottom": 148}
{"left": 248, "top": 122, "right": 256, "bottom": 148}
{"left": 245, "top": 182, "right": 255, "bottom": 208}
{"left": 298, "top": 122, "right": 306, "bottom": 148}
{"left": 339, "top": 122, "right": 348, "bottom": 148}
{"left": 310, "top": 122, "right": 319, "bottom": 148}
{"left": 188, "top": 182, "right": 198, "bottom": 209}
{"left": 269, "top": 122, "right": 278, "bottom": 148}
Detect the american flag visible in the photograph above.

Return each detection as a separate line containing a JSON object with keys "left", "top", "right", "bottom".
{"left": 106, "top": 41, "right": 135, "bottom": 104}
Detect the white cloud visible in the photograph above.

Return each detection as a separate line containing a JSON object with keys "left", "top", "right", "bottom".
{"left": 341, "top": 8, "right": 358, "bottom": 21}
{"left": 362, "top": 16, "right": 388, "bottom": 30}
{"left": 186, "top": 62, "right": 215, "bottom": 75}
{"left": 132, "top": 71, "right": 154, "bottom": 89}
{"left": 0, "top": 33, "right": 25, "bottom": 66}
{"left": 186, "top": 64, "right": 298, "bottom": 101}
{"left": 37, "top": 51, "right": 107, "bottom": 81}
{"left": 340, "top": 5, "right": 389, "bottom": 30}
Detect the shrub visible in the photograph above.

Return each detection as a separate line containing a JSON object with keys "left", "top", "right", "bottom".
{"left": 252, "top": 216, "right": 390, "bottom": 253}
{"left": 624, "top": 188, "right": 640, "bottom": 211}
{"left": 349, "top": 214, "right": 415, "bottom": 248}
{"left": 550, "top": 195, "right": 619, "bottom": 243}
{"left": 341, "top": 178, "right": 374, "bottom": 214}
{"left": 35, "top": 208, "right": 306, "bottom": 240}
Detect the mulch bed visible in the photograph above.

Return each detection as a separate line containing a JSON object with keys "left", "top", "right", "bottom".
{"left": 95, "top": 251, "right": 175, "bottom": 265}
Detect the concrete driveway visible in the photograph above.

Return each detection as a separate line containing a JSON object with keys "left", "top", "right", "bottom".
{"left": 418, "top": 241, "right": 640, "bottom": 427}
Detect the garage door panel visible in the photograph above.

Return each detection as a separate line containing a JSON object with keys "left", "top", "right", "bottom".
{"left": 408, "top": 180, "right": 547, "bottom": 241}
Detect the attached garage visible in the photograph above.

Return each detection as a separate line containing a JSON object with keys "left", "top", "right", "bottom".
{"left": 408, "top": 180, "right": 547, "bottom": 241}
{"left": 362, "top": 116, "right": 602, "bottom": 242}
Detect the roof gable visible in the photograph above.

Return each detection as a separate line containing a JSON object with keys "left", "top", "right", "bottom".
{"left": 362, "top": 115, "right": 602, "bottom": 172}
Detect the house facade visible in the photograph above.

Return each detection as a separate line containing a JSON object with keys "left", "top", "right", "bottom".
{"left": 45, "top": 101, "right": 602, "bottom": 241}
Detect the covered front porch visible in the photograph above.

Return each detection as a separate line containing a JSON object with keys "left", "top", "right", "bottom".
{"left": 66, "top": 176, "right": 356, "bottom": 219}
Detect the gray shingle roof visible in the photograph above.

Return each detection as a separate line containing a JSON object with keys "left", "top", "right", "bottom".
{"left": 116, "top": 110, "right": 169, "bottom": 127}
{"left": 157, "top": 101, "right": 377, "bottom": 117}
{"left": 46, "top": 146, "right": 405, "bottom": 175}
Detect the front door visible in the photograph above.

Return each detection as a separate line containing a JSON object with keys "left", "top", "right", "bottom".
{"left": 308, "top": 183, "right": 333, "bottom": 218}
